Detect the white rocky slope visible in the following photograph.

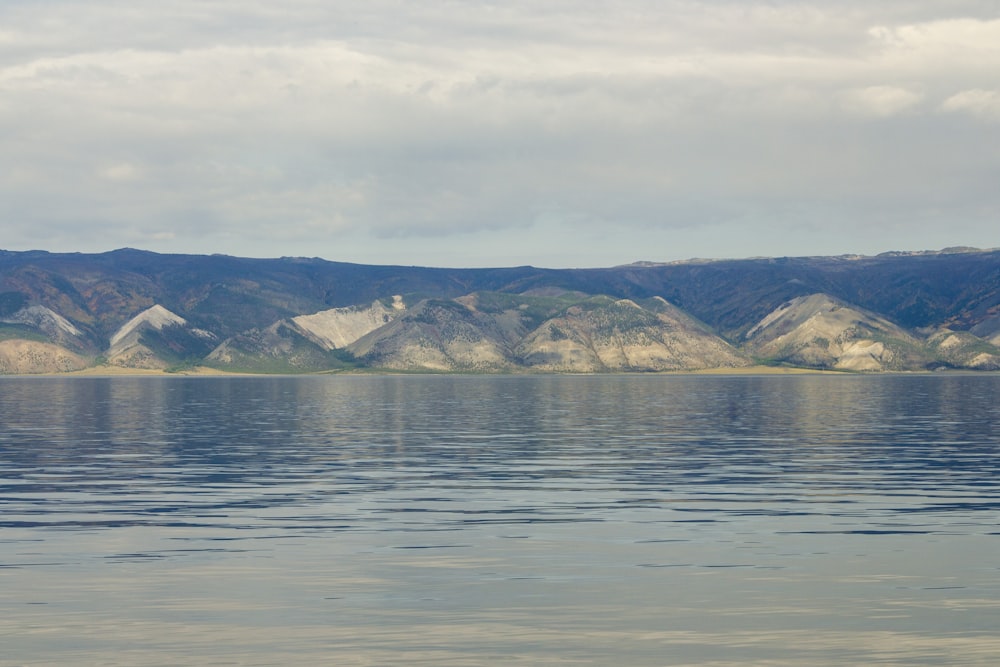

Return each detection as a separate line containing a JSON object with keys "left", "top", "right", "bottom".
{"left": 0, "top": 304, "right": 92, "bottom": 373}
{"left": 109, "top": 304, "right": 187, "bottom": 349}
{"left": 744, "top": 293, "right": 926, "bottom": 371}
{"left": 1, "top": 305, "right": 88, "bottom": 350}
{"left": 292, "top": 298, "right": 403, "bottom": 350}
{"left": 107, "top": 304, "right": 215, "bottom": 368}
{"left": 4, "top": 305, "right": 82, "bottom": 337}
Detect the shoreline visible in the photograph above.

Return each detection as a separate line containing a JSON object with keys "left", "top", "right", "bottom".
{"left": 7, "top": 364, "right": 992, "bottom": 378}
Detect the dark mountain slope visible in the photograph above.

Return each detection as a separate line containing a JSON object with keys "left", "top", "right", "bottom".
{"left": 0, "top": 249, "right": 548, "bottom": 346}
{"left": 552, "top": 251, "right": 1000, "bottom": 337}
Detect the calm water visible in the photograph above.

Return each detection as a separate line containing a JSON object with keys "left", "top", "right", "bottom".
{"left": 1, "top": 374, "right": 999, "bottom": 666}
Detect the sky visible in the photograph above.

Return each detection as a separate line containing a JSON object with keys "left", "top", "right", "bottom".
{"left": 1, "top": 1, "right": 998, "bottom": 268}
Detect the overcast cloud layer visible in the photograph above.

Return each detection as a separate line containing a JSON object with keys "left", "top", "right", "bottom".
{"left": 2, "top": 1, "right": 998, "bottom": 267}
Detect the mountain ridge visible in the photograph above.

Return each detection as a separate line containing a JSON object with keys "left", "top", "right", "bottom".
{"left": 1, "top": 247, "right": 998, "bottom": 374}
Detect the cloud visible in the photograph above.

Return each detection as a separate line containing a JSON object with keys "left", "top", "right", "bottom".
{"left": 1, "top": 1, "right": 999, "bottom": 266}
{"left": 942, "top": 89, "right": 1000, "bottom": 120}
{"left": 99, "top": 163, "right": 143, "bottom": 182}
{"left": 839, "top": 86, "right": 923, "bottom": 117}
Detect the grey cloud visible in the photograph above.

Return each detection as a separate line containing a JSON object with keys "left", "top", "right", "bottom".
{"left": 1, "top": 1, "right": 999, "bottom": 266}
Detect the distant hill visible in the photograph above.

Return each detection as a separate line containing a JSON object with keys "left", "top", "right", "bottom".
{"left": 1, "top": 247, "right": 998, "bottom": 373}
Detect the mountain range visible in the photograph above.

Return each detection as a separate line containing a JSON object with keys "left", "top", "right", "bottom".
{"left": 1, "top": 247, "right": 998, "bottom": 374}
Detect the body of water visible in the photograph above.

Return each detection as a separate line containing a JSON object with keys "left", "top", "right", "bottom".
{"left": 2, "top": 374, "right": 999, "bottom": 665}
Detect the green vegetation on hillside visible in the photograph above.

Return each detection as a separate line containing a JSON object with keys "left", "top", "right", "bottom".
{"left": 0, "top": 323, "right": 47, "bottom": 343}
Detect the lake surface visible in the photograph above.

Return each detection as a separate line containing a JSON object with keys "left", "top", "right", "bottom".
{"left": 2, "top": 374, "right": 999, "bottom": 666}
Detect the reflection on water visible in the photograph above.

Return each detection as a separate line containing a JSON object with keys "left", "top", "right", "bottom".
{"left": 2, "top": 374, "right": 1000, "bottom": 665}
